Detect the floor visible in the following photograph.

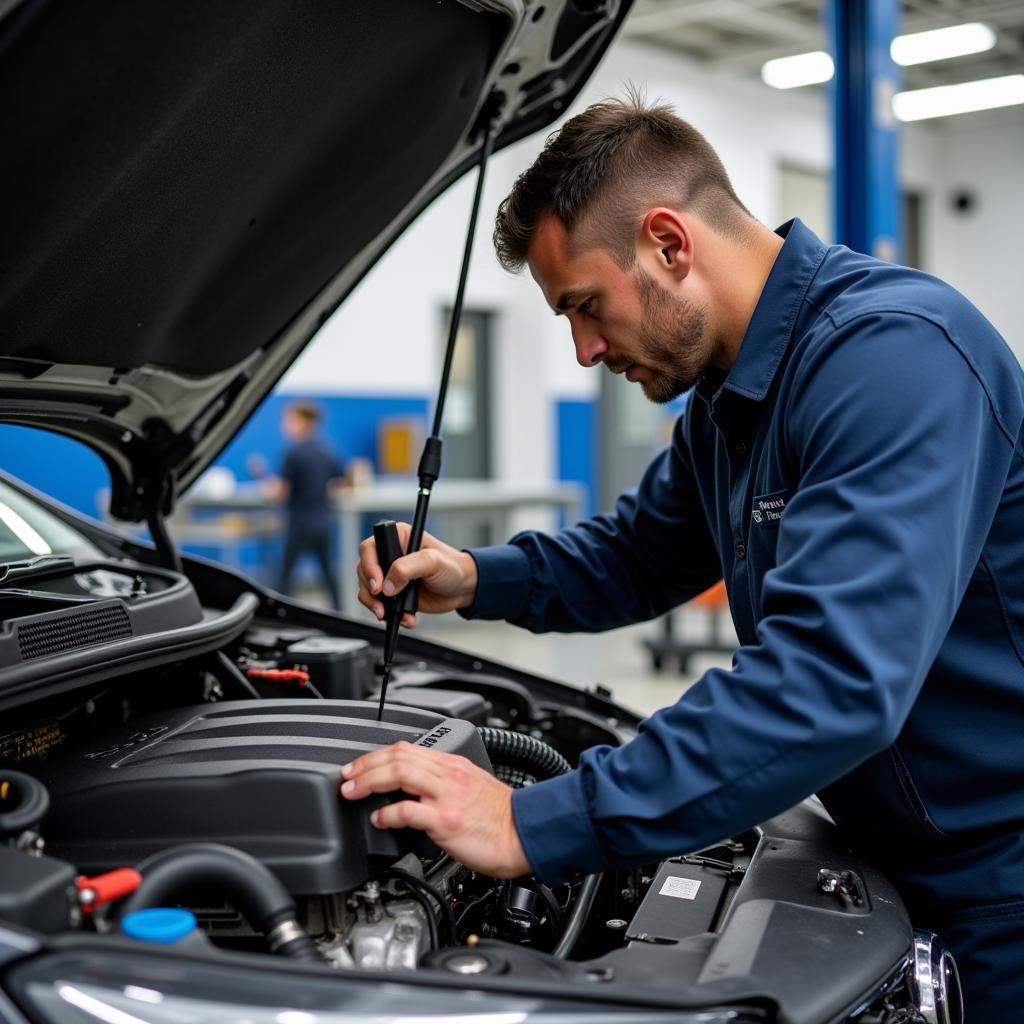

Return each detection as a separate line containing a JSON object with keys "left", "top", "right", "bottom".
{"left": 418, "top": 615, "right": 736, "bottom": 718}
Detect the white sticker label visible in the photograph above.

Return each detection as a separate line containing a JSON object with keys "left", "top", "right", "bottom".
{"left": 659, "top": 876, "right": 701, "bottom": 900}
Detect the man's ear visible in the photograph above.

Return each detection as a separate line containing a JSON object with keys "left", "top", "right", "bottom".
{"left": 641, "top": 208, "right": 693, "bottom": 282}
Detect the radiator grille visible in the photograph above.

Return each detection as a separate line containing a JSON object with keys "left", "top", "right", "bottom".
{"left": 18, "top": 604, "right": 132, "bottom": 660}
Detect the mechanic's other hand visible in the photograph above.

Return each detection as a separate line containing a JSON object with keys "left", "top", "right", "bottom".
{"left": 356, "top": 522, "right": 478, "bottom": 628}
{"left": 339, "top": 741, "right": 531, "bottom": 879}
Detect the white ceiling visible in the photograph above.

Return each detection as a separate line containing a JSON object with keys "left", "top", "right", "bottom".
{"left": 623, "top": 0, "right": 1024, "bottom": 91}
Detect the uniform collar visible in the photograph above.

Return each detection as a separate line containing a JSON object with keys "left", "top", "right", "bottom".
{"left": 696, "top": 218, "right": 828, "bottom": 407}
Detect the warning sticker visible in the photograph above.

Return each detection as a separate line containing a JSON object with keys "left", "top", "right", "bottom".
{"left": 659, "top": 876, "right": 702, "bottom": 900}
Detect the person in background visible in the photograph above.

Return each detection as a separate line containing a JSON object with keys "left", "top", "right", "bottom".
{"left": 264, "top": 401, "right": 346, "bottom": 609}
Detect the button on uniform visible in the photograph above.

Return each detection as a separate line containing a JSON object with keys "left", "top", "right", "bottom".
{"left": 736, "top": 543, "right": 746, "bottom": 559}
{"left": 735, "top": 441, "right": 748, "bottom": 454}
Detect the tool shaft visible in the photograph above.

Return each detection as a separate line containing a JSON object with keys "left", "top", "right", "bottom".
{"left": 368, "top": 114, "right": 499, "bottom": 724}
{"left": 373, "top": 520, "right": 405, "bottom": 720}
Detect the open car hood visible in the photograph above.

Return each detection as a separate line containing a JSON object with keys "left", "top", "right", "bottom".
{"left": 0, "top": 0, "right": 630, "bottom": 521}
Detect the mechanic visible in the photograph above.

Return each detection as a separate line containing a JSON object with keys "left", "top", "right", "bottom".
{"left": 341, "top": 97, "right": 1024, "bottom": 1015}
{"left": 265, "top": 401, "right": 346, "bottom": 609}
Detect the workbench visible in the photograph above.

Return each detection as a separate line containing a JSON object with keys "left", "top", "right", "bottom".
{"left": 171, "top": 478, "right": 585, "bottom": 614}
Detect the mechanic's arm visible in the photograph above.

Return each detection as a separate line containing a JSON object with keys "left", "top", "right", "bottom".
{"left": 345, "top": 313, "right": 1015, "bottom": 881}
{"left": 511, "top": 313, "right": 1015, "bottom": 882}
{"left": 356, "top": 413, "right": 724, "bottom": 633}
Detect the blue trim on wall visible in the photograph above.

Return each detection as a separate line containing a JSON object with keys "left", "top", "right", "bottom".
{"left": 3, "top": 395, "right": 598, "bottom": 567}
{"left": 0, "top": 426, "right": 110, "bottom": 519}
{"left": 555, "top": 398, "right": 597, "bottom": 519}
{"left": 192, "top": 393, "right": 431, "bottom": 582}
{"left": 216, "top": 393, "right": 430, "bottom": 484}
{"left": 0, "top": 395, "right": 432, "bottom": 522}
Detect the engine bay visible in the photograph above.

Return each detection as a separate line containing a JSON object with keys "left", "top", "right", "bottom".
{"left": 0, "top": 555, "right": 924, "bottom": 1022}
{"left": 0, "top": 557, "right": 646, "bottom": 973}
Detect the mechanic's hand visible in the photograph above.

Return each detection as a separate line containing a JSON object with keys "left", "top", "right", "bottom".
{"left": 356, "top": 522, "right": 478, "bottom": 629}
{"left": 339, "top": 741, "right": 531, "bottom": 878}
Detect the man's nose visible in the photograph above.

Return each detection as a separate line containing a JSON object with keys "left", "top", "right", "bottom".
{"left": 572, "top": 324, "right": 608, "bottom": 368}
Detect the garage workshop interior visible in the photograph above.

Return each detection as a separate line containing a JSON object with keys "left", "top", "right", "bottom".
{"left": 1, "top": 2, "right": 1022, "bottom": 1024}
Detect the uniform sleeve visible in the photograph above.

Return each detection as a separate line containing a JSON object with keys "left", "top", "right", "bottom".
{"left": 462, "top": 413, "right": 724, "bottom": 632}
{"left": 513, "top": 313, "right": 1016, "bottom": 883}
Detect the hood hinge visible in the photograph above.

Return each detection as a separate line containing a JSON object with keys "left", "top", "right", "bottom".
{"left": 118, "top": 422, "right": 189, "bottom": 572}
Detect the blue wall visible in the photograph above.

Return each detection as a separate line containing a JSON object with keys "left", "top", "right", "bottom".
{"left": 1, "top": 393, "right": 598, "bottom": 526}
{"left": 217, "top": 393, "right": 431, "bottom": 484}
{"left": 555, "top": 398, "right": 597, "bottom": 519}
{"left": 0, "top": 426, "right": 111, "bottom": 519}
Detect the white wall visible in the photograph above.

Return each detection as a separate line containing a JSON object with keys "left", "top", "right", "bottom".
{"left": 281, "top": 37, "right": 1022, "bottom": 490}
{"left": 913, "top": 111, "right": 1024, "bottom": 361}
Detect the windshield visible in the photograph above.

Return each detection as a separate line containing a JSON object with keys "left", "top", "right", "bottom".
{"left": 0, "top": 476, "right": 102, "bottom": 564}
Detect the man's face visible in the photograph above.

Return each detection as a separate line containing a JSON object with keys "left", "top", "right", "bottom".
{"left": 527, "top": 214, "right": 713, "bottom": 403}
{"left": 282, "top": 411, "right": 310, "bottom": 441}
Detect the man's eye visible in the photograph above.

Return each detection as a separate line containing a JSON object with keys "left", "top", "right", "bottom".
{"left": 578, "top": 299, "right": 594, "bottom": 316}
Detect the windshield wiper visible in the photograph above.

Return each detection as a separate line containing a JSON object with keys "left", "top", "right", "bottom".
{"left": 0, "top": 554, "right": 75, "bottom": 584}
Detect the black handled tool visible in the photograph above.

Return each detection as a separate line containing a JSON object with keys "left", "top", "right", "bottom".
{"left": 373, "top": 519, "right": 405, "bottom": 720}
{"left": 371, "top": 106, "right": 500, "bottom": 722}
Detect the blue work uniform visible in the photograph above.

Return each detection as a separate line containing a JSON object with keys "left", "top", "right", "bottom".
{"left": 463, "top": 220, "right": 1024, "bottom": 1016}
{"left": 278, "top": 437, "right": 345, "bottom": 608}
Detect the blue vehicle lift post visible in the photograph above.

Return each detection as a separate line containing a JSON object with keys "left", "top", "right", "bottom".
{"left": 829, "top": 0, "right": 903, "bottom": 262}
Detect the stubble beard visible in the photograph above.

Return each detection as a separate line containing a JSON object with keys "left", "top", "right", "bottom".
{"left": 622, "top": 267, "right": 712, "bottom": 404}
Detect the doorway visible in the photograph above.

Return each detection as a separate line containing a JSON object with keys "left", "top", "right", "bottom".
{"left": 438, "top": 307, "right": 494, "bottom": 546}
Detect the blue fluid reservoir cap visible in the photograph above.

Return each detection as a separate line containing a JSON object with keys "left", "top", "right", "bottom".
{"left": 121, "top": 908, "right": 197, "bottom": 944}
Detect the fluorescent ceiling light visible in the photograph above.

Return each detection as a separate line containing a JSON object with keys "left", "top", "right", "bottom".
{"left": 764, "top": 22, "right": 998, "bottom": 91}
{"left": 891, "top": 23, "right": 996, "bottom": 66}
{"left": 761, "top": 51, "right": 834, "bottom": 89}
{"left": 893, "top": 74, "right": 1024, "bottom": 121}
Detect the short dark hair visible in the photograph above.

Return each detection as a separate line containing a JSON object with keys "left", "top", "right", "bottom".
{"left": 493, "top": 93, "right": 752, "bottom": 272}
{"left": 287, "top": 400, "right": 321, "bottom": 426}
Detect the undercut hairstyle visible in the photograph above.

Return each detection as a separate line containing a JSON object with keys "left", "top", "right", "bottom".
{"left": 494, "top": 92, "right": 752, "bottom": 272}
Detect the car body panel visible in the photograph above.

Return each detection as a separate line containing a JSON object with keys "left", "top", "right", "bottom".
{"left": 0, "top": 0, "right": 631, "bottom": 520}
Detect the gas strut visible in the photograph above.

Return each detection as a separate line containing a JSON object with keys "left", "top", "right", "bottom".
{"left": 375, "top": 112, "right": 500, "bottom": 721}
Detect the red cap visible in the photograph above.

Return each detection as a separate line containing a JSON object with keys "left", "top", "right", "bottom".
{"left": 76, "top": 868, "right": 143, "bottom": 912}
{"left": 245, "top": 668, "right": 310, "bottom": 687}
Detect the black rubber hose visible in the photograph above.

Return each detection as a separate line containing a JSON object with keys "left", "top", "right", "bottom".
{"left": 0, "top": 770, "right": 49, "bottom": 837}
{"left": 531, "top": 880, "right": 565, "bottom": 937}
{"left": 214, "top": 652, "right": 260, "bottom": 699}
{"left": 386, "top": 867, "right": 456, "bottom": 945}
{"left": 387, "top": 879, "right": 439, "bottom": 951}
{"left": 121, "top": 843, "right": 323, "bottom": 962}
{"left": 477, "top": 729, "right": 583, "bottom": 953}
{"left": 477, "top": 728, "right": 571, "bottom": 780}
{"left": 552, "top": 873, "right": 601, "bottom": 959}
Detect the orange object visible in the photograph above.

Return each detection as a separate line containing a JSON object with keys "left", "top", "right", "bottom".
{"left": 246, "top": 668, "right": 311, "bottom": 688}
{"left": 693, "top": 580, "right": 728, "bottom": 610}
{"left": 378, "top": 417, "right": 424, "bottom": 475}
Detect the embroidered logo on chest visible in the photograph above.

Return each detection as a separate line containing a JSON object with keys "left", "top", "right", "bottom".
{"left": 752, "top": 489, "right": 789, "bottom": 525}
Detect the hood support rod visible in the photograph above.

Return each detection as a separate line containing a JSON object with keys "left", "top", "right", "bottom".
{"left": 146, "top": 473, "right": 183, "bottom": 574}
{"left": 376, "top": 109, "right": 501, "bottom": 720}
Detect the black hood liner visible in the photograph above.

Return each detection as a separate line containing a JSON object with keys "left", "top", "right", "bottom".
{"left": 1, "top": 0, "right": 504, "bottom": 375}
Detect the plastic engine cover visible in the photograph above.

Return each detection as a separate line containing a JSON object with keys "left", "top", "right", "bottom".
{"left": 32, "top": 699, "right": 491, "bottom": 895}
